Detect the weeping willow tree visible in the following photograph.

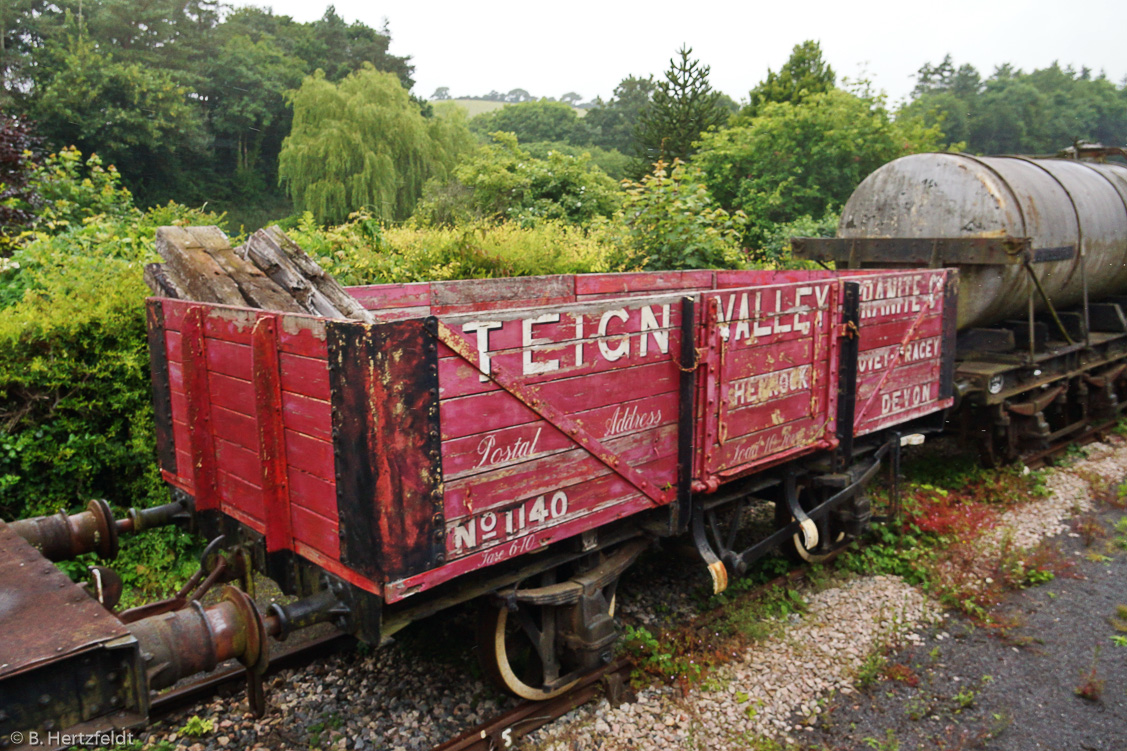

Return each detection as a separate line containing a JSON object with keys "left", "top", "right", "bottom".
{"left": 279, "top": 65, "right": 472, "bottom": 224}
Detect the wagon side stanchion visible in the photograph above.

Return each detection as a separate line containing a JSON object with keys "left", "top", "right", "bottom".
{"left": 835, "top": 282, "right": 861, "bottom": 470}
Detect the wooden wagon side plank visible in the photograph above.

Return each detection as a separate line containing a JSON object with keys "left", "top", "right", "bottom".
{"left": 435, "top": 319, "right": 673, "bottom": 505}
{"left": 442, "top": 391, "right": 680, "bottom": 480}
{"left": 443, "top": 423, "right": 679, "bottom": 524}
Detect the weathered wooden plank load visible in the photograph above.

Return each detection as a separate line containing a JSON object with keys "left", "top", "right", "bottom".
{"left": 147, "top": 266, "right": 956, "bottom": 618}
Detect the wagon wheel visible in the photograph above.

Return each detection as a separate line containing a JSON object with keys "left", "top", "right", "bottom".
{"left": 478, "top": 597, "right": 577, "bottom": 700}
{"left": 478, "top": 565, "right": 618, "bottom": 700}
{"left": 777, "top": 478, "right": 848, "bottom": 564}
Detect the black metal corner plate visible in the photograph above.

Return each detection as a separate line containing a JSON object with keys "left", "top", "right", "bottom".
{"left": 328, "top": 318, "right": 444, "bottom": 582}
{"left": 146, "top": 299, "right": 177, "bottom": 473}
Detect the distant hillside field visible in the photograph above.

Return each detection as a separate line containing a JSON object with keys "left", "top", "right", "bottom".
{"left": 446, "top": 99, "right": 507, "bottom": 118}
{"left": 442, "top": 99, "right": 587, "bottom": 119}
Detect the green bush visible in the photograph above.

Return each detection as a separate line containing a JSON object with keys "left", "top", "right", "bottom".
{"left": 758, "top": 209, "right": 841, "bottom": 267}
{"left": 608, "top": 159, "right": 748, "bottom": 271}
{"left": 288, "top": 210, "right": 622, "bottom": 285}
{"left": 0, "top": 152, "right": 223, "bottom": 599}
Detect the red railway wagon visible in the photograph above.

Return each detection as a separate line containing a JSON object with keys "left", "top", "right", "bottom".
{"left": 146, "top": 266, "right": 956, "bottom": 698}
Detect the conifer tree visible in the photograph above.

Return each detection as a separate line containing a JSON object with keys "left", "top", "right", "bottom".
{"left": 743, "top": 40, "right": 836, "bottom": 118}
{"left": 632, "top": 46, "right": 728, "bottom": 173}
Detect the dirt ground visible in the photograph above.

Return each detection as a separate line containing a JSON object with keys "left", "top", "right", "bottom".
{"left": 798, "top": 503, "right": 1127, "bottom": 751}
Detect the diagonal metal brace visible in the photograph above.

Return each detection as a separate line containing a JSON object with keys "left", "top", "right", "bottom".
{"left": 432, "top": 320, "right": 672, "bottom": 505}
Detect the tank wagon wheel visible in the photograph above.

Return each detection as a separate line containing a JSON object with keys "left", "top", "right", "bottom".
{"left": 477, "top": 550, "right": 627, "bottom": 700}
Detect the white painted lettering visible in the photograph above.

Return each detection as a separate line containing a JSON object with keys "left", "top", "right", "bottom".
{"left": 598, "top": 309, "right": 630, "bottom": 361}
{"left": 522, "top": 313, "right": 561, "bottom": 375}
{"left": 638, "top": 304, "right": 670, "bottom": 356}
{"left": 462, "top": 320, "right": 503, "bottom": 382}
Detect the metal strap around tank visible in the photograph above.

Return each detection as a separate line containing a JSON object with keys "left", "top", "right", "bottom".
{"left": 1078, "top": 161, "right": 1127, "bottom": 231}
{"left": 1012, "top": 156, "right": 1087, "bottom": 337}
{"left": 957, "top": 153, "right": 1030, "bottom": 238}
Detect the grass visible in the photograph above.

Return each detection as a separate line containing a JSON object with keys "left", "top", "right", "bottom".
{"left": 1075, "top": 647, "right": 1104, "bottom": 701}
{"left": 837, "top": 445, "right": 1071, "bottom": 626}
{"left": 620, "top": 580, "right": 815, "bottom": 692}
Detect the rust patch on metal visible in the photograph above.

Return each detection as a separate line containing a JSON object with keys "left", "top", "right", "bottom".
{"left": 329, "top": 318, "right": 444, "bottom": 581}
{"left": 0, "top": 520, "right": 130, "bottom": 678}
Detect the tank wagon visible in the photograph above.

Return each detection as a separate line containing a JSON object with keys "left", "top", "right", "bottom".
{"left": 794, "top": 146, "right": 1127, "bottom": 464}
{"left": 1, "top": 257, "right": 955, "bottom": 745}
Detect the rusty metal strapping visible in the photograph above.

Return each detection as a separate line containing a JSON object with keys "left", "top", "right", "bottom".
{"left": 431, "top": 319, "right": 672, "bottom": 505}
{"left": 674, "top": 346, "right": 706, "bottom": 373}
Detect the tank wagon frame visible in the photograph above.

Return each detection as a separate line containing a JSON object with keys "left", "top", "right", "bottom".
{"left": 794, "top": 147, "right": 1127, "bottom": 465}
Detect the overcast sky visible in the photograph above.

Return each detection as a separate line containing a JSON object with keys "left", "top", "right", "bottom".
{"left": 234, "top": 0, "right": 1127, "bottom": 107}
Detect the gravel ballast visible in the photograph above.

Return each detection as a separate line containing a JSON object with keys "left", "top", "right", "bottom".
{"left": 529, "top": 438, "right": 1127, "bottom": 750}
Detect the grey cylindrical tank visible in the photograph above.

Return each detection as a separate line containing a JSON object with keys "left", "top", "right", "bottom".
{"left": 839, "top": 153, "right": 1127, "bottom": 330}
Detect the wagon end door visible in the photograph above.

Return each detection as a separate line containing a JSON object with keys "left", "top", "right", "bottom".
{"left": 695, "top": 279, "right": 840, "bottom": 486}
{"left": 849, "top": 268, "right": 957, "bottom": 436}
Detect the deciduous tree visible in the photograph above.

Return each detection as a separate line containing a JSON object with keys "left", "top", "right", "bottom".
{"left": 584, "top": 75, "right": 654, "bottom": 155}
{"left": 279, "top": 66, "right": 472, "bottom": 224}
{"left": 30, "top": 31, "right": 209, "bottom": 203}
{"left": 695, "top": 87, "right": 945, "bottom": 257}
{"left": 901, "top": 56, "right": 1127, "bottom": 155}
{"left": 470, "top": 100, "right": 587, "bottom": 144}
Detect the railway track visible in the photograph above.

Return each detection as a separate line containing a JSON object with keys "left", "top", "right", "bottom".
{"left": 141, "top": 561, "right": 817, "bottom": 750}
{"left": 1023, "top": 420, "right": 1121, "bottom": 469}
